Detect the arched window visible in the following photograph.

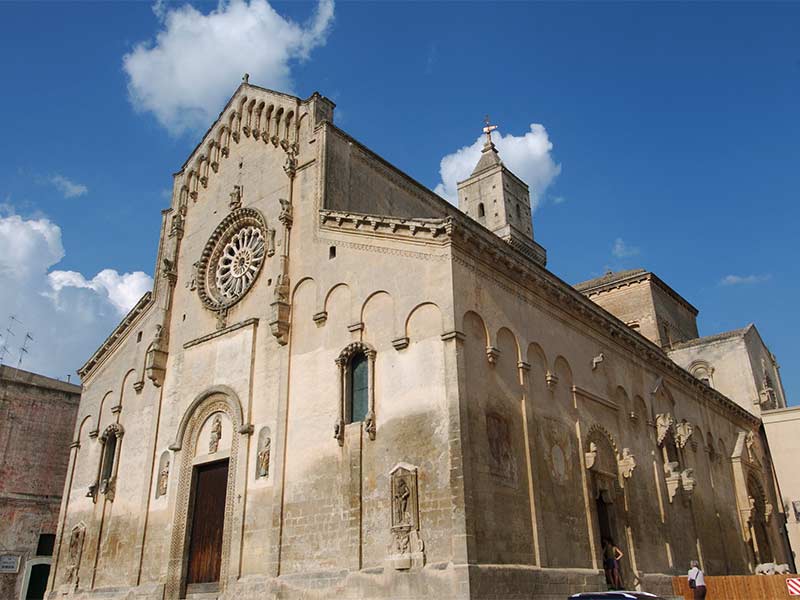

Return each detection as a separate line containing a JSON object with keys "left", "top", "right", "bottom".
{"left": 477, "top": 203, "right": 485, "bottom": 218}
{"left": 335, "top": 342, "right": 376, "bottom": 444}
{"left": 349, "top": 352, "right": 369, "bottom": 423}
{"left": 91, "top": 424, "right": 124, "bottom": 502}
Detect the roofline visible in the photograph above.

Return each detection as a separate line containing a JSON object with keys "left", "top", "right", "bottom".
{"left": 175, "top": 83, "right": 335, "bottom": 175}
{"left": 578, "top": 269, "right": 699, "bottom": 316}
{"left": 0, "top": 364, "right": 82, "bottom": 394}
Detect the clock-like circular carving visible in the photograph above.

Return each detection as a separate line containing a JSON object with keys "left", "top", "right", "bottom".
{"left": 197, "top": 208, "right": 268, "bottom": 311}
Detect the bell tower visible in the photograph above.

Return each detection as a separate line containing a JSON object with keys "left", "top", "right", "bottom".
{"left": 457, "top": 119, "right": 546, "bottom": 265}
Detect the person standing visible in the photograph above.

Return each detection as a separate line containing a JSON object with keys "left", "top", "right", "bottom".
{"left": 602, "top": 538, "right": 624, "bottom": 589}
{"left": 688, "top": 560, "right": 707, "bottom": 599}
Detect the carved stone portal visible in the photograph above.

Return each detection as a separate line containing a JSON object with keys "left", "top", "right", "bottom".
{"left": 387, "top": 463, "right": 425, "bottom": 570}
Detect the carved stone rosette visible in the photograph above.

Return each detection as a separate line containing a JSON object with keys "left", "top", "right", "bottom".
{"left": 387, "top": 463, "right": 425, "bottom": 570}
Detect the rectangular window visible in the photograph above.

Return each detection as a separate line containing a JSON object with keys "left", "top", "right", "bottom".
{"left": 36, "top": 533, "right": 55, "bottom": 557}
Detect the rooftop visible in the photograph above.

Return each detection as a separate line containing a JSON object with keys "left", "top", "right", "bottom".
{"left": 0, "top": 364, "right": 82, "bottom": 395}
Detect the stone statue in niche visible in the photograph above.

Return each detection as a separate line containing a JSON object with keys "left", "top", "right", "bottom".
{"left": 209, "top": 415, "right": 222, "bottom": 454}
{"left": 387, "top": 463, "right": 425, "bottom": 570}
{"left": 257, "top": 435, "right": 271, "bottom": 479}
{"left": 63, "top": 522, "right": 85, "bottom": 591}
{"left": 157, "top": 460, "right": 169, "bottom": 498}
{"left": 486, "top": 412, "right": 516, "bottom": 482}
{"left": 674, "top": 419, "right": 694, "bottom": 449}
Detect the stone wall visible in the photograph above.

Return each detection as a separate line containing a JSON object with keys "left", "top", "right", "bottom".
{"left": 0, "top": 366, "right": 80, "bottom": 600}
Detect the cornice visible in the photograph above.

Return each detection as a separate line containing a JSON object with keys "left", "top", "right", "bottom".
{"left": 319, "top": 209, "right": 453, "bottom": 244}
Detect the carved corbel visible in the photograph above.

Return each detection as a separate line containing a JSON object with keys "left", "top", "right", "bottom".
{"left": 680, "top": 467, "right": 696, "bottom": 498}
{"left": 145, "top": 324, "right": 168, "bottom": 387}
{"left": 283, "top": 149, "right": 298, "bottom": 179}
{"left": 545, "top": 371, "right": 558, "bottom": 391}
{"left": 278, "top": 198, "right": 293, "bottom": 228}
{"left": 269, "top": 261, "right": 290, "bottom": 345}
{"left": 664, "top": 461, "right": 681, "bottom": 503}
{"left": 617, "top": 448, "right": 637, "bottom": 485}
{"left": 655, "top": 413, "right": 675, "bottom": 446}
{"left": 162, "top": 258, "right": 177, "bottom": 287}
{"left": 169, "top": 213, "right": 185, "bottom": 239}
{"left": 486, "top": 346, "right": 500, "bottom": 365}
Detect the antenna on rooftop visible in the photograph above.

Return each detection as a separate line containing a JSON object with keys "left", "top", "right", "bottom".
{"left": 17, "top": 332, "right": 33, "bottom": 369}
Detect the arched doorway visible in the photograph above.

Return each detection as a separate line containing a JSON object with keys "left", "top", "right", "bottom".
{"left": 585, "top": 426, "right": 627, "bottom": 586}
{"left": 747, "top": 475, "right": 773, "bottom": 565}
{"left": 165, "top": 387, "right": 246, "bottom": 599}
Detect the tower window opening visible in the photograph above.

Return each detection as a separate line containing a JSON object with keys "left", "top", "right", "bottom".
{"left": 477, "top": 203, "right": 485, "bottom": 219}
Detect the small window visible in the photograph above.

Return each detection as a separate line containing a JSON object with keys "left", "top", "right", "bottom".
{"left": 349, "top": 352, "right": 369, "bottom": 423}
{"left": 136, "top": 331, "right": 143, "bottom": 343}
{"left": 329, "top": 246, "right": 336, "bottom": 260}
{"left": 477, "top": 203, "right": 485, "bottom": 218}
{"left": 101, "top": 434, "right": 117, "bottom": 486}
{"left": 516, "top": 204, "right": 521, "bottom": 219}
{"left": 36, "top": 533, "right": 55, "bottom": 556}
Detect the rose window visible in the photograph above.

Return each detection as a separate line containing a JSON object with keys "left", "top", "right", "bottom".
{"left": 215, "top": 226, "right": 265, "bottom": 300}
{"left": 197, "top": 208, "right": 268, "bottom": 311}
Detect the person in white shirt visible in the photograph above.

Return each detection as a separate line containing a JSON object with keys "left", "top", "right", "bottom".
{"left": 688, "top": 560, "right": 706, "bottom": 599}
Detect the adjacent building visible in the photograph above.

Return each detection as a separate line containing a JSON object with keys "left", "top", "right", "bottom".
{"left": 47, "top": 82, "right": 793, "bottom": 600}
{"left": 0, "top": 365, "right": 81, "bottom": 600}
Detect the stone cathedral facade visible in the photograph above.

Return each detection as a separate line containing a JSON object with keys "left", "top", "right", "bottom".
{"left": 47, "top": 83, "right": 792, "bottom": 600}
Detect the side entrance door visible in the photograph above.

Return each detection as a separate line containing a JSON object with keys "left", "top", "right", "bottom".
{"left": 185, "top": 459, "right": 229, "bottom": 589}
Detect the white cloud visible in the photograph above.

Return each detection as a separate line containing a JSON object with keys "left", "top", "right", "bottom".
{"left": 0, "top": 209, "right": 152, "bottom": 381}
{"left": 50, "top": 174, "right": 88, "bottom": 198}
{"left": 720, "top": 274, "right": 771, "bottom": 286}
{"left": 434, "top": 124, "right": 561, "bottom": 210}
{"left": 612, "top": 237, "right": 639, "bottom": 258}
{"left": 123, "top": 0, "right": 335, "bottom": 135}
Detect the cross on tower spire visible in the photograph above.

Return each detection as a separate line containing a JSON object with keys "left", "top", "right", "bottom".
{"left": 482, "top": 115, "right": 498, "bottom": 147}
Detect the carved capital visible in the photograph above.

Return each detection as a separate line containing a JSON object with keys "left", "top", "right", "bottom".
{"left": 545, "top": 371, "right": 559, "bottom": 391}
{"left": 486, "top": 346, "right": 500, "bottom": 365}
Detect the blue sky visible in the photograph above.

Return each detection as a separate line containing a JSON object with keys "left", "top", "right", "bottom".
{"left": 0, "top": 1, "right": 797, "bottom": 403}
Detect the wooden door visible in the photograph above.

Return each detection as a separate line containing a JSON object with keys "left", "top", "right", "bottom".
{"left": 186, "top": 459, "right": 228, "bottom": 586}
